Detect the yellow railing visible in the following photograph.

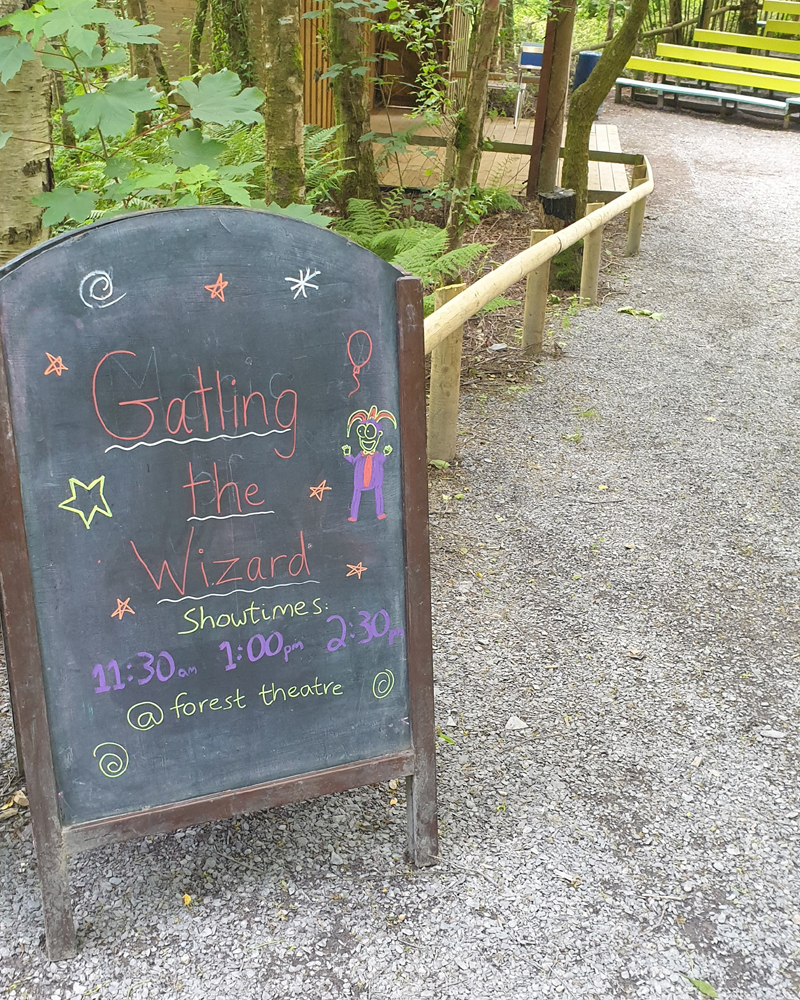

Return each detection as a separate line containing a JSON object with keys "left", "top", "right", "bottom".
{"left": 424, "top": 157, "right": 654, "bottom": 461}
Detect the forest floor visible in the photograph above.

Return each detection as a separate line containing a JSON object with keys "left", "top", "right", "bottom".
{"left": 1, "top": 101, "right": 799, "bottom": 1000}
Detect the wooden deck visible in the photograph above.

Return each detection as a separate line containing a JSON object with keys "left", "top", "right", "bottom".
{"left": 371, "top": 109, "right": 630, "bottom": 202}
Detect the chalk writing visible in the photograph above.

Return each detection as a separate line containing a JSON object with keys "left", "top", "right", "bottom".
{"left": 44, "top": 353, "right": 68, "bottom": 376}
{"left": 372, "top": 670, "right": 395, "bottom": 699}
{"left": 93, "top": 742, "right": 129, "bottom": 778}
{"left": 204, "top": 273, "right": 228, "bottom": 301}
{"left": 79, "top": 269, "right": 126, "bottom": 309}
{"left": 178, "top": 597, "right": 324, "bottom": 634}
{"left": 346, "top": 330, "right": 372, "bottom": 397}
{"left": 259, "top": 677, "right": 343, "bottom": 705}
{"left": 171, "top": 689, "right": 245, "bottom": 719}
{"left": 58, "top": 475, "right": 112, "bottom": 529}
{"left": 346, "top": 562, "right": 367, "bottom": 579}
{"left": 285, "top": 267, "right": 320, "bottom": 300}
{"left": 325, "top": 609, "right": 403, "bottom": 652}
{"left": 126, "top": 701, "right": 164, "bottom": 732}
{"left": 92, "top": 651, "right": 178, "bottom": 694}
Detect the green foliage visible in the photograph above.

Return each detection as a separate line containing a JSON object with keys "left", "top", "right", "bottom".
{"left": 0, "top": 36, "right": 36, "bottom": 83}
{"left": 333, "top": 198, "right": 495, "bottom": 315}
{"left": 64, "top": 78, "right": 161, "bottom": 137}
{"left": 175, "top": 70, "right": 264, "bottom": 126}
{"left": 31, "top": 186, "right": 97, "bottom": 225}
{"left": 683, "top": 977, "right": 718, "bottom": 998}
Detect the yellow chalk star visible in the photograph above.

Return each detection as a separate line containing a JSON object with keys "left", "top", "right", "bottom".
{"left": 309, "top": 479, "right": 332, "bottom": 501}
{"left": 346, "top": 562, "right": 367, "bottom": 579}
{"left": 58, "top": 476, "right": 112, "bottom": 529}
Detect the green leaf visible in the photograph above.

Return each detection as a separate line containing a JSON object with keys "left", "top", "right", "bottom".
{"left": 31, "top": 187, "right": 97, "bottom": 226}
{"left": 0, "top": 36, "right": 36, "bottom": 84}
{"left": 683, "top": 977, "right": 718, "bottom": 998}
{"left": 103, "top": 155, "right": 135, "bottom": 179}
{"left": 65, "top": 77, "right": 159, "bottom": 137}
{"left": 253, "top": 200, "right": 332, "bottom": 228}
{"left": 429, "top": 459, "right": 449, "bottom": 469}
{"left": 217, "top": 177, "right": 251, "bottom": 206}
{"left": 105, "top": 18, "right": 160, "bottom": 45}
{"left": 40, "top": 0, "right": 115, "bottom": 54}
{"left": 0, "top": 7, "right": 46, "bottom": 45}
{"left": 168, "top": 128, "right": 224, "bottom": 168}
{"left": 175, "top": 70, "right": 264, "bottom": 125}
{"left": 0, "top": 129, "right": 12, "bottom": 150}
{"left": 301, "top": 9, "right": 327, "bottom": 17}
{"left": 75, "top": 44, "right": 128, "bottom": 69}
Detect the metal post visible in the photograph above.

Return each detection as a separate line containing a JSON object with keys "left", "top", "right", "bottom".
{"left": 522, "top": 230, "right": 553, "bottom": 353}
{"left": 579, "top": 202, "right": 605, "bottom": 305}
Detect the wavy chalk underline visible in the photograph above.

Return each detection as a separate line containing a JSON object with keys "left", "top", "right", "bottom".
{"left": 157, "top": 579, "right": 320, "bottom": 605}
{"left": 187, "top": 510, "right": 275, "bottom": 523}
{"left": 105, "top": 428, "right": 290, "bottom": 453}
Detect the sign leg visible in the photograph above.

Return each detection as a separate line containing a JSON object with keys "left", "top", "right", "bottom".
{"left": 34, "top": 828, "right": 76, "bottom": 959}
{"left": 406, "top": 764, "right": 438, "bottom": 866}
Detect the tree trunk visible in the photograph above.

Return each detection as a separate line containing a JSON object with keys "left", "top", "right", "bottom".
{"left": 261, "top": 0, "right": 304, "bottom": 205}
{"left": 126, "top": 0, "right": 153, "bottom": 130}
{"left": 537, "top": 0, "right": 576, "bottom": 193}
{"left": 0, "top": 0, "right": 52, "bottom": 265}
{"left": 445, "top": 0, "right": 502, "bottom": 248}
{"left": 739, "top": 0, "right": 760, "bottom": 34}
{"left": 210, "top": 0, "right": 256, "bottom": 87}
{"left": 329, "top": 2, "right": 380, "bottom": 208}
{"left": 191, "top": 0, "right": 210, "bottom": 75}
{"left": 561, "top": 0, "right": 650, "bottom": 219}
{"left": 668, "top": 0, "right": 684, "bottom": 43}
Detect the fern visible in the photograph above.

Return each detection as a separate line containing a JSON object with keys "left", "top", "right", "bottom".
{"left": 479, "top": 295, "right": 520, "bottom": 314}
{"left": 332, "top": 199, "right": 392, "bottom": 245}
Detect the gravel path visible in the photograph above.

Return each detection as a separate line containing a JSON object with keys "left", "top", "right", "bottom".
{"left": 1, "top": 105, "right": 799, "bottom": 1000}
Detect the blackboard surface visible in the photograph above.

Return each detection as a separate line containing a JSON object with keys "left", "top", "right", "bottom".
{"left": 0, "top": 208, "right": 414, "bottom": 826}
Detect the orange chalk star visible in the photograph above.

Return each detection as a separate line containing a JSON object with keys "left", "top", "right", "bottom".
{"left": 111, "top": 597, "right": 135, "bottom": 620}
{"left": 346, "top": 562, "right": 367, "bottom": 579}
{"left": 44, "top": 353, "right": 68, "bottom": 376}
{"left": 309, "top": 479, "right": 332, "bottom": 501}
{"left": 204, "top": 273, "right": 228, "bottom": 302}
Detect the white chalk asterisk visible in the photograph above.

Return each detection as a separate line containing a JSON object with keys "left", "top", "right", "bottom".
{"left": 285, "top": 267, "right": 321, "bottom": 300}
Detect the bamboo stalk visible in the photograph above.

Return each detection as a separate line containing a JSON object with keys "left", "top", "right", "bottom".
{"left": 423, "top": 158, "right": 654, "bottom": 355}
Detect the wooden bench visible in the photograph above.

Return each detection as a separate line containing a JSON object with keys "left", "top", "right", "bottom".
{"left": 656, "top": 41, "right": 800, "bottom": 76}
{"left": 616, "top": 47, "right": 800, "bottom": 126}
{"left": 693, "top": 27, "right": 800, "bottom": 56}
{"left": 763, "top": 0, "right": 800, "bottom": 37}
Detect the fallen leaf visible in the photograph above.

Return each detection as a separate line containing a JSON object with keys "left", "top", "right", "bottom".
{"left": 597, "top": 484, "right": 608, "bottom": 491}
{"left": 182, "top": 894, "right": 192, "bottom": 906}
{"left": 389, "top": 797, "right": 398, "bottom": 806}
{"left": 12, "top": 790, "right": 29, "bottom": 808}
{"left": 683, "top": 975, "right": 718, "bottom": 998}
{"left": 704, "top": 416, "right": 717, "bottom": 423}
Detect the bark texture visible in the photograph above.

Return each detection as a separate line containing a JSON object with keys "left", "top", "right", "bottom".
{"left": 444, "top": 0, "right": 502, "bottom": 248}
{"left": 260, "top": 0, "right": 304, "bottom": 205}
{"left": 561, "top": 0, "right": 649, "bottom": 218}
{"left": 191, "top": 0, "right": 210, "bottom": 74}
{"left": 210, "top": 0, "right": 256, "bottom": 86}
{"left": 329, "top": 3, "right": 380, "bottom": 208}
{"left": 537, "top": 0, "right": 576, "bottom": 193}
{"left": 0, "top": 0, "right": 52, "bottom": 266}
{"left": 739, "top": 0, "right": 760, "bottom": 35}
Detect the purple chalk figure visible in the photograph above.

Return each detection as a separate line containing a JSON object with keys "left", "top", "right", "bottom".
{"left": 342, "top": 405, "right": 397, "bottom": 522}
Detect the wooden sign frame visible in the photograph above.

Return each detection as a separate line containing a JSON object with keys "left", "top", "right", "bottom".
{"left": 0, "top": 223, "right": 437, "bottom": 961}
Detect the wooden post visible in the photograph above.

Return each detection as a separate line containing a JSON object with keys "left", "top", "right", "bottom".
{"left": 625, "top": 165, "right": 649, "bottom": 256}
{"left": 579, "top": 202, "right": 604, "bottom": 305}
{"left": 427, "top": 283, "right": 466, "bottom": 462}
{"left": 395, "top": 275, "right": 439, "bottom": 868}
{"left": 522, "top": 230, "right": 553, "bottom": 353}
{"left": 526, "top": 15, "right": 558, "bottom": 197}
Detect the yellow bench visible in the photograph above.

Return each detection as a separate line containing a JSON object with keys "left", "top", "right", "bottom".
{"left": 656, "top": 42, "right": 800, "bottom": 76}
{"left": 692, "top": 27, "right": 800, "bottom": 56}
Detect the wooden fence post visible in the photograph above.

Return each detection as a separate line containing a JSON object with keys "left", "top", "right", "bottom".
{"left": 579, "top": 202, "right": 604, "bottom": 305}
{"left": 427, "top": 283, "right": 466, "bottom": 463}
{"left": 522, "top": 229, "right": 554, "bottom": 354}
{"left": 625, "top": 164, "right": 648, "bottom": 256}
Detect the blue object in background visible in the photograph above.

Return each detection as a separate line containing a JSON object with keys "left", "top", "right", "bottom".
{"left": 573, "top": 50, "right": 602, "bottom": 90}
{"left": 514, "top": 43, "right": 544, "bottom": 128}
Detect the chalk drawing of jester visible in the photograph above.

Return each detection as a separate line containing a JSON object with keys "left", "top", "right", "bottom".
{"left": 342, "top": 405, "right": 397, "bottom": 522}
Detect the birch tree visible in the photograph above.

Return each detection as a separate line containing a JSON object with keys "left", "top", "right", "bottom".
{"left": 0, "top": 0, "right": 51, "bottom": 265}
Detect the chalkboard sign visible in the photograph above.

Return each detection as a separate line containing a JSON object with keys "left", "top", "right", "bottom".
{"left": 0, "top": 208, "right": 436, "bottom": 959}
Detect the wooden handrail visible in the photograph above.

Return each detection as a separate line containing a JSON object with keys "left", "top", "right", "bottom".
{"left": 423, "top": 156, "right": 654, "bottom": 356}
